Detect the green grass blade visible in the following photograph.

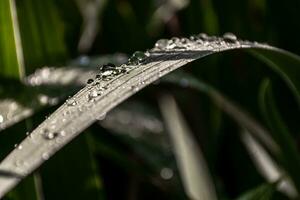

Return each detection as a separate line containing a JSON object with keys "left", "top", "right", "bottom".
{"left": 40, "top": 134, "right": 105, "bottom": 200}
{"left": 259, "top": 79, "right": 300, "bottom": 193}
{"left": 163, "top": 72, "right": 278, "bottom": 154}
{"left": 159, "top": 94, "right": 217, "bottom": 200}
{"left": 251, "top": 48, "right": 300, "bottom": 106}
{"left": 0, "top": 0, "right": 25, "bottom": 80}
{"left": 1, "top": 35, "right": 300, "bottom": 197}
{"left": 236, "top": 183, "right": 276, "bottom": 200}
{"left": 241, "top": 130, "right": 297, "bottom": 198}
{"left": 5, "top": 175, "right": 42, "bottom": 200}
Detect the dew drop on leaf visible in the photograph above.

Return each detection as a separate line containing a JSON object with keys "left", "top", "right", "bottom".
{"left": 155, "top": 39, "right": 169, "bottom": 49}
{"left": 66, "top": 98, "right": 77, "bottom": 106}
{"left": 43, "top": 129, "right": 58, "bottom": 140}
{"left": 223, "top": 32, "right": 238, "bottom": 43}
{"left": 88, "top": 89, "right": 100, "bottom": 101}
{"left": 198, "top": 33, "right": 209, "bottom": 40}
{"left": 87, "top": 79, "right": 94, "bottom": 84}
{"left": 102, "top": 63, "right": 116, "bottom": 71}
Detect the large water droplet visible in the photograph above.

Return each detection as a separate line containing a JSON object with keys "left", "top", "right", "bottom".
{"left": 133, "top": 51, "right": 148, "bottom": 61}
{"left": 223, "top": 32, "right": 237, "bottom": 43}
{"left": 87, "top": 79, "right": 94, "bottom": 84}
{"left": 198, "top": 33, "right": 209, "bottom": 40}
{"left": 101, "top": 63, "right": 116, "bottom": 71}
{"left": 43, "top": 129, "right": 58, "bottom": 140}
{"left": 88, "top": 89, "right": 100, "bottom": 101}
{"left": 155, "top": 39, "right": 169, "bottom": 49}
{"left": 66, "top": 98, "right": 77, "bottom": 106}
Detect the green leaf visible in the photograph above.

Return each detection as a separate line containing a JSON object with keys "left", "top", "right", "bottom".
{"left": 159, "top": 94, "right": 217, "bottom": 200}
{"left": 0, "top": 0, "right": 24, "bottom": 80}
{"left": 1, "top": 35, "right": 300, "bottom": 197}
{"left": 259, "top": 79, "right": 300, "bottom": 193}
{"left": 5, "top": 175, "right": 42, "bottom": 200}
{"left": 15, "top": 0, "right": 67, "bottom": 74}
{"left": 40, "top": 133, "right": 105, "bottom": 200}
{"left": 162, "top": 72, "right": 278, "bottom": 154}
{"left": 236, "top": 183, "right": 276, "bottom": 200}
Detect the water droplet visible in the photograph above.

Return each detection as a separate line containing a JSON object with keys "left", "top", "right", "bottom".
{"left": 223, "top": 32, "right": 237, "bottom": 43}
{"left": 42, "top": 152, "right": 50, "bottom": 160}
{"left": 133, "top": 51, "right": 148, "bottom": 61}
{"left": 43, "top": 129, "right": 58, "bottom": 140}
{"left": 60, "top": 130, "right": 66, "bottom": 137}
{"left": 128, "top": 56, "right": 139, "bottom": 65}
{"left": 14, "top": 144, "right": 22, "bottom": 150}
{"left": 102, "top": 70, "right": 114, "bottom": 76}
{"left": 180, "top": 38, "right": 188, "bottom": 44}
{"left": 155, "top": 39, "right": 169, "bottom": 49}
{"left": 171, "top": 37, "right": 180, "bottom": 43}
{"left": 131, "top": 85, "right": 139, "bottom": 92}
{"left": 102, "top": 63, "right": 116, "bottom": 71}
{"left": 88, "top": 89, "right": 100, "bottom": 101}
{"left": 0, "top": 114, "right": 4, "bottom": 123}
{"left": 160, "top": 168, "right": 174, "bottom": 180}
{"left": 198, "top": 33, "right": 209, "bottom": 40}
{"left": 95, "top": 74, "right": 101, "bottom": 79}
{"left": 66, "top": 98, "right": 77, "bottom": 106}
{"left": 87, "top": 79, "right": 94, "bottom": 84}
{"left": 189, "top": 35, "right": 198, "bottom": 41}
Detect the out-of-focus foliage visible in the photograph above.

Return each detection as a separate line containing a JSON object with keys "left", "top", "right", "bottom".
{"left": 0, "top": 0, "right": 300, "bottom": 199}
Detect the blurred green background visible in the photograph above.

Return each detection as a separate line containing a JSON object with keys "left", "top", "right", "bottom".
{"left": 0, "top": 0, "right": 300, "bottom": 199}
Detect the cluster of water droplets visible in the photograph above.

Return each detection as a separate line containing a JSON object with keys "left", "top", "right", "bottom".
{"left": 127, "top": 51, "right": 150, "bottom": 65}
{"left": 152, "top": 32, "right": 240, "bottom": 52}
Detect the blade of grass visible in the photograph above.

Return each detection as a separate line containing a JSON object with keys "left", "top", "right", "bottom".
{"left": 159, "top": 94, "right": 217, "bottom": 200}
{"left": 236, "top": 182, "right": 276, "bottom": 200}
{"left": 0, "top": 0, "right": 25, "bottom": 80}
{"left": 259, "top": 79, "right": 300, "bottom": 193}
{"left": 15, "top": 0, "right": 67, "bottom": 74}
{"left": 1, "top": 35, "right": 300, "bottom": 197}
{"left": 40, "top": 133, "right": 105, "bottom": 200}
{"left": 241, "top": 130, "right": 297, "bottom": 198}
{"left": 162, "top": 72, "right": 278, "bottom": 154}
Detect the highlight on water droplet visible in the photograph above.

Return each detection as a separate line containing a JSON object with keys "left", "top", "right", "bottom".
{"left": 14, "top": 144, "right": 23, "bottom": 150}
{"left": 66, "top": 98, "right": 77, "bottom": 106}
{"left": 223, "top": 32, "right": 238, "bottom": 43}
{"left": 155, "top": 39, "right": 169, "bottom": 49}
{"left": 87, "top": 79, "right": 94, "bottom": 84}
{"left": 42, "top": 152, "right": 50, "bottom": 160}
{"left": 43, "top": 129, "right": 58, "bottom": 140}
